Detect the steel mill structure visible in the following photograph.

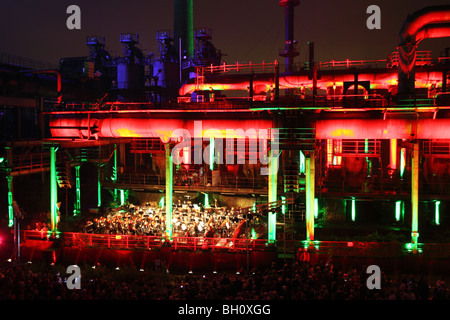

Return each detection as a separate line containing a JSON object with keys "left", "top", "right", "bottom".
{"left": 1, "top": 2, "right": 450, "bottom": 270}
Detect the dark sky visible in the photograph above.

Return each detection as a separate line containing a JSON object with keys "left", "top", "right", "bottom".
{"left": 0, "top": 0, "right": 449, "bottom": 67}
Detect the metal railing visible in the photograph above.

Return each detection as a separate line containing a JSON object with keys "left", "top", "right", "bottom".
{"left": 200, "top": 60, "right": 278, "bottom": 75}
{"left": 22, "top": 230, "right": 270, "bottom": 252}
{"left": 11, "top": 152, "right": 51, "bottom": 176}
{"left": 0, "top": 52, "right": 57, "bottom": 70}
{"left": 23, "top": 231, "right": 450, "bottom": 259}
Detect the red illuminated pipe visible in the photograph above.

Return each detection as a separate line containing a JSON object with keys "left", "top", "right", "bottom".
{"left": 49, "top": 117, "right": 274, "bottom": 140}
{"left": 415, "top": 23, "right": 450, "bottom": 44}
{"left": 398, "top": 5, "right": 450, "bottom": 97}
{"left": 399, "top": 5, "right": 450, "bottom": 44}
{"left": 179, "top": 70, "right": 442, "bottom": 96}
{"left": 315, "top": 119, "right": 450, "bottom": 140}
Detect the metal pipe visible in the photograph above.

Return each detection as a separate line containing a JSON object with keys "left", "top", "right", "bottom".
{"left": 398, "top": 5, "right": 450, "bottom": 98}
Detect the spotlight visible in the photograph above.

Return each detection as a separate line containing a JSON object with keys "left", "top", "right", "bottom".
{"left": 188, "top": 270, "right": 193, "bottom": 274}
{"left": 115, "top": 267, "right": 120, "bottom": 271}
{"left": 139, "top": 269, "right": 144, "bottom": 272}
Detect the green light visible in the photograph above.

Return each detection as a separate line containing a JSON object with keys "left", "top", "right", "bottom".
{"left": 159, "top": 196, "right": 165, "bottom": 208}
{"left": 299, "top": 151, "right": 305, "bottom": 174}
{"left": 365, "top": 139, "right": 372, "bottom": 177}
{"left": 165, "top": 144, "right": 173, "bottom": 238}
{"left": 7, "top": 176, "right": 13, "bottom": 227}
{"left": 50, "top": 147, "right": 58, "bottom": 233}
{"left": 400, "top": 148, "right": 406, "bottom": 178}
{"left": 0, "top": 157, "right": 4, "bottom": 164}
{"left": 281, "top": 196, "right": 286, "bottom": 215}
{"left": 268, "top": 150, "right": 278, "bottom": 242}
{"left": 73, "top": 166, "right": 81, "bottom": 216}
{"left": 395, "top": 201, "right": 401, "bottom": 222}
{"left": 120, "top": 190, "right": 125, "bottom": 206}
{"left": 97, "top": 168, "right": 101, "bottom": 208}
{"left": 314, "top": 198, "right": 318, "bottom": 219}
{"left": 112, "top": 144, "right": 118, "bottom": 197}
{"left": 204, "top": 193, "right": 210, "bottom": 208}
{"left": 435, "top": 201, "right": 440, "bottom": 225}
{"left": 351, "top": 198, "right": 356, "bottom": 222}
{"left": 251, "top": 228, "right": 256, "bottom": 239}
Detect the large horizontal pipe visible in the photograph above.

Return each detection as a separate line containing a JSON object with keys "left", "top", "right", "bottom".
{"left": 399, "top": 5, "right": 450, "bottom": 45}
{"left": 316, "top": 118, "right": 450, "bottom": 140}
{"left": 179, "top": 70, "right": 443, "bottom": 96}
{"left": 49, "top": 117, "right": 274, "bottom": 140}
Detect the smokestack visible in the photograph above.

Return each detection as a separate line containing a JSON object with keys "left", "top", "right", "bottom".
{"left": 174, "top": 0, "right": 194, "bottom": 59}
{"left": 279, "top": 0, "right": 300, "bottom": 72}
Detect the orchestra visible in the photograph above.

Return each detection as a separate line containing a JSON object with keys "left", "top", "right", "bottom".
{"left": 82, "top": 201, "right": 258, "bottom": 238}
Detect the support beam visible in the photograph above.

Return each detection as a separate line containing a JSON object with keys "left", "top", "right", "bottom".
{"left": 395, "top": 200, "right": 402, "bottom": 222}
{"left": 351, "top": 198, "right": 356, "bottom": 222}
{"left": 305, "top": 150, "right": 315, "bottom": 241}
{"left": 390, "top": 139, "right": 397, "bottom": 175}
{"left": 400, "top": 147, "right": 406, "bottom": 178}
{"left": 74, "top": 165, "right": 81, "bottom": 216}
{"left": 411, "top": 143, "right": 419, "bottom": 253}
{"left": 268, "top": 150, "right": 278, "bottom": 243}
{"left": 6, "top": 175, "right": 13, "bottom": 227}
{"left": 435, "top": 201, "right": 441, "bottom": 225}
{"left": 113, "top": 145, "right": 118, "bottom": 196}
{"left": 50, "top": 147, "right": 58, "bottom": 233}
{"left": 165, "top": 143, "right": 173, "bottom": 239}
{"left": 97, "top": 166, "right": 102, "bottom": 207}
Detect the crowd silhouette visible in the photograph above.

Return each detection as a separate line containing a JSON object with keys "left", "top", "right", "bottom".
{"left": 1, "top": 260, "right": 448, "bottom": 300}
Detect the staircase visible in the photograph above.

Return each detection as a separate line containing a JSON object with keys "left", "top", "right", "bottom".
{"left": 283, "top": 152, "right": 300, "bottom": 193}
{"left": 56, "top": 153, "right": 73, "bottom": 188}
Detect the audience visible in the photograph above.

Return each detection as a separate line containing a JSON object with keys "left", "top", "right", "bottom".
{"left": 0, "top": 260, "right": 448, "bottom": 300}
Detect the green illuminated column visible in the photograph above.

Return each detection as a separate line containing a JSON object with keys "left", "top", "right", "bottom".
{"left": 351, "top": 198, "right": 356, "bottom": 222}
{"left": 6, "top": 175, "right": 13, "bottom": 227}
{"left": 165, "top": 143, "right": 173, "bottom": 239}
{"left": 73, "top": 165, "right": 81, "bottom": 216}
{"left": 268, "top": 150, "right": 278, "bottom": 242}
{"left": 119, "top": 189, "right": 125, "bottom": 206}
{"left": 395, "top": 200, "right": 402, "bottom": 222}
{"left": 305, "top": 150, "right": 315, "bottom": 241}
{"left": 50, "top": 147, "right": 58, "bottom": 233}
{"left": 314, "top": 198, "right": 319, "bottom": 219}
{"left": 411, "top": 143, "right": 419, "bottom": 252}
{"left": 204, "top": 193, "right": 210, "bottom": 208}
{"left": 113, "top": 144, "right": 118, "bottom": 196}
{"left": 400, "top": 148, "right": 406, "bottom": 179}
{"left": 97, "top": 166, "right": 102, "bottom": 207}
{"left": 435, "top": 201, "right": 440, "bottom": 225}
{"left": 299, "top": 150, "right": 305, "bottom": 175}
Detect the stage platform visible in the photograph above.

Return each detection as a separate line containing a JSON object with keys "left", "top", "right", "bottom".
{"left": 16, "top": 230, "right": 450, "bottom": 276}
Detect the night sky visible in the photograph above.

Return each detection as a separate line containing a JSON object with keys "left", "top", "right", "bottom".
{"left": 0, "top": 0, "right": 449, "bottom": 68}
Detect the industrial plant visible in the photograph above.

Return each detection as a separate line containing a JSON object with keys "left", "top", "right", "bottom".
{"left": 1, "top": 1, "right": 450, "bottom": 277}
